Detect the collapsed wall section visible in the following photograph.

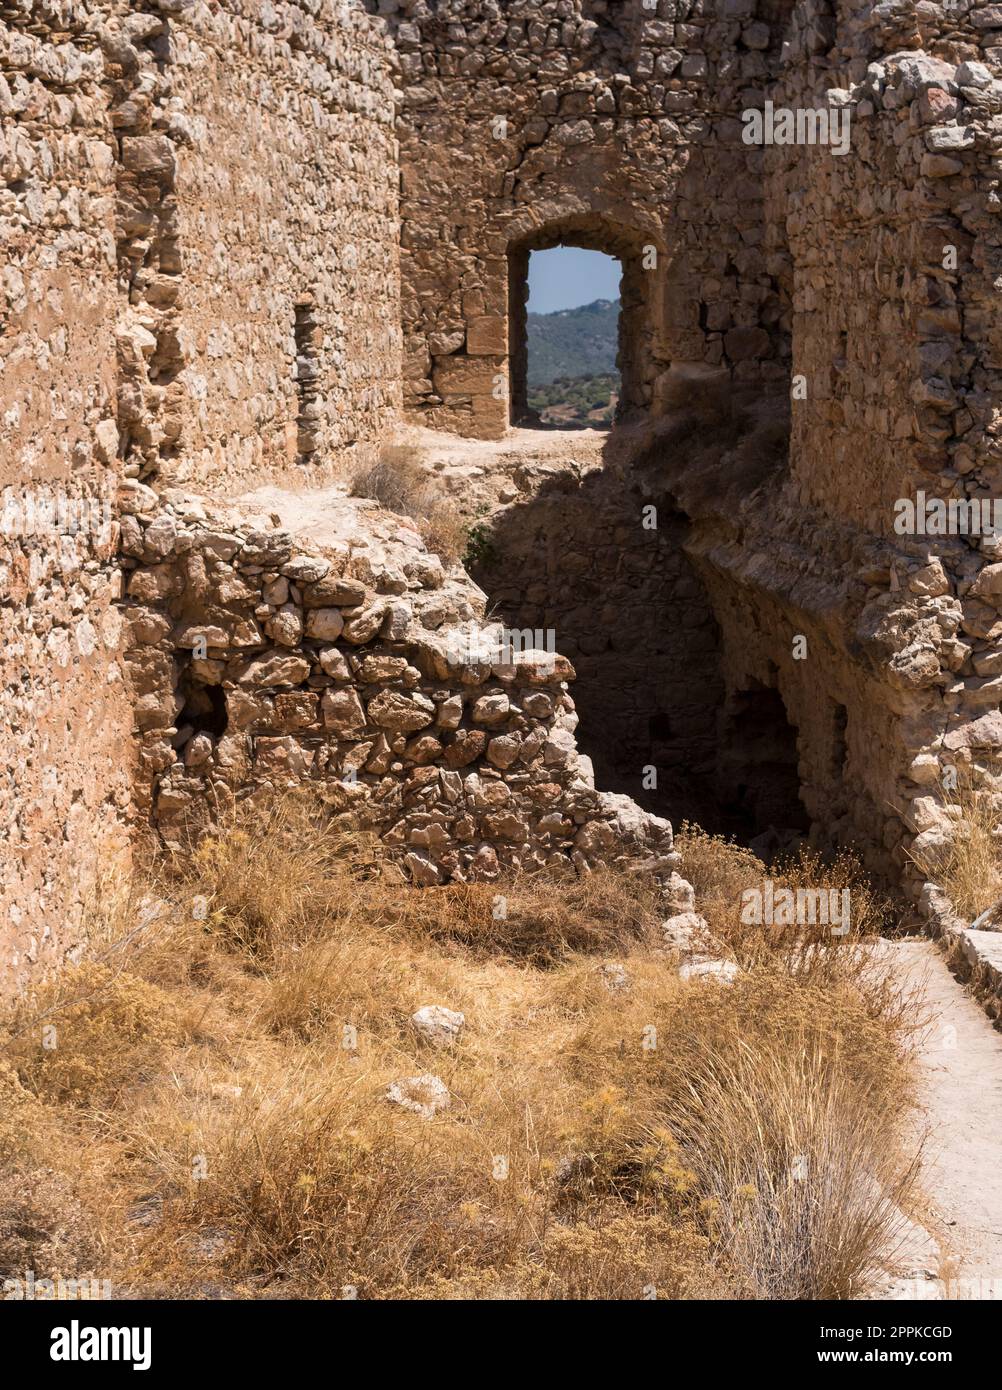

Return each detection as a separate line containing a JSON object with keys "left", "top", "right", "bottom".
{"left": 120, "top": 481, "right": 679, "bottom": 883}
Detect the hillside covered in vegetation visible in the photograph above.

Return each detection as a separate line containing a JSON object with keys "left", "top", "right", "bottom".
{"left": 526, "top": 298, "right": 619, "bottom": 385}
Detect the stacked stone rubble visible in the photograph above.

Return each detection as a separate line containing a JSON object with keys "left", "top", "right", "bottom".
{"left": 120, "top": 480, "right": 680, "bottom": 883}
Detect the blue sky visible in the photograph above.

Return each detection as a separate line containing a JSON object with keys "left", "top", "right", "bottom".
{"left": 527, "top": 246, "right": 622, "bottom": 314}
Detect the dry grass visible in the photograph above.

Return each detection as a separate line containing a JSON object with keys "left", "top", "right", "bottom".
{"left": 908, "top": 768, "right": 1002, "bottom": 922}
{"left": 678, "top": 822, "right": 892, "bottom": 947}
{"left": 0, "top": 800, "right": 919, "bottom": 1300}
{"left": 350, "top": 444, "right": 469, "bottom": 564}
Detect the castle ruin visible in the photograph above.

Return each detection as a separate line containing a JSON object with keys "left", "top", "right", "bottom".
{"left": 4, "top": 0, "right": 1002, "bottom": 992}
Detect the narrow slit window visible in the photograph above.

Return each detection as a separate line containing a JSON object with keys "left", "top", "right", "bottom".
{"left": 294, "top": 295, "right": 321, "bottom": 462}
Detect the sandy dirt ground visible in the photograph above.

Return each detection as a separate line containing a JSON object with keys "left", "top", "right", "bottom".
{"left": 882, "top": 937, "right": 1002, "bottom": 1300}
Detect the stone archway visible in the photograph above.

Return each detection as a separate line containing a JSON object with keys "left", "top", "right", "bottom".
{"left": 506, "top": 212, "right": 664, "bottom": 429}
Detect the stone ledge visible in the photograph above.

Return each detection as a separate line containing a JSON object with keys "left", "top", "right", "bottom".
{"left": 918, "top": 880, "right": 1002, "bottom": 1023}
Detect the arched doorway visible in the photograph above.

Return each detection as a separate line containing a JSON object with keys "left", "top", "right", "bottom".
{"left": 506, "top": 213, "right": 663, "bottom": 429}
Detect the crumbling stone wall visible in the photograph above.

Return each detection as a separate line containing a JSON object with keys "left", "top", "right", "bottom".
{"left": 120, "top": 481, "right": 679, "bottom": 882}
{"left": 709, "top": 1, "right": 1002, "bottom": 891}
{"left": 385, "top": 0, "right": 1002, "bottom": 900}
{"left": 471, "top": 451, "right": 726, "bottom": 831}
{"left": 12, "top": 0, "right": 1002, "bottom": 997}
{"left": 1, "top": 0, "right": 402, "bottom": 991}
{"left": 107, "top": 0, "right": 402, "bottom": 484}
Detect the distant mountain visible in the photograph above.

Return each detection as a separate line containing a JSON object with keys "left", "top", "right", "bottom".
{"left": 526, "top": 298, "right": 619, "bottom": 386}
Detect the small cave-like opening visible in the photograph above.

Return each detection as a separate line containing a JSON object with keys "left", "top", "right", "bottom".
{"left": 176, "top": 678, "right": 228, "bottom": 744}
{"left": 716, "top": 681, "right": 810, "bottom": 845}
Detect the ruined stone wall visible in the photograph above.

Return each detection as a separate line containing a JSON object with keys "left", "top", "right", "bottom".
{"left": 471, "top": 451, "right": 726, "bottom": 830}
{"left": 108, "top": 0, "right": 401, "bottom": 484}
{"left": 384, "top": 0, "right": 1002, "bottom": 889}
{"left": 12, "top": 0, "right": 1002, "bottom": 1003}
{"left": 120, "top": 481, "right": 678, "bottom": 883}
{"left": 765, "top": 2, "right": 1002, "bottom": 527}
{"left": 0, "top": 1, "right": 132, "bottom": 994}
{"left": 0, "top": 0, "right": 403, "bottom": 993}
{"left": 720, "top": 1, "right": 1002, "bottom": 889}
{"left": 386, "top": 0, "right": 794, "bottom": 439}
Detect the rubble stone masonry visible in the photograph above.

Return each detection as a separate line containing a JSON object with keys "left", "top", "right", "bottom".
{"left": 1, "top": 0, "right": 401, "bottom": 992}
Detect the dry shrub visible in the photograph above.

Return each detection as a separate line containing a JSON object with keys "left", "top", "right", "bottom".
{"left": 0, "top": 1165, "right": 109, "bottom": 1289}
{"left": 394, "top": 1212, "right": 716, "bottom": 1301}
{"left": 677, "top": 822, "right": 893, "bottom": 966}
{"left": 0, "top": 797, "right": 919, "bottom": 1300}
{"left": 170, "top": 799, "right": 380, "bottom": 959}
{"left": 350, "top": 444, "right": 468, "bottom": 564}
{"left": 568, "top": 965, "right": 918, "bottom": 1300}
{"left": 909, "top": 768, "right": 1002, "bottom": 922}
{"left": 657, "top": 1038, "right": 917, "bottom": 1300}
{"left": 0, "top": 1061, "right": 130, "bottom": 1287}
{"left": 6, "top": 963, "right": 185, "bottom": 1108}
{"left": 374, "top": 867, "right": 663, "bottom": 964}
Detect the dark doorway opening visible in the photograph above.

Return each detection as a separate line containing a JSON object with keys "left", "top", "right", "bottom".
{"left": 717, "top": 680, "right": 810, "bottom": 841}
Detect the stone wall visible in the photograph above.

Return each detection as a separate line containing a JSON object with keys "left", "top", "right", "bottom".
{"left": 0, "top": 1, "right": 132, "bottom": 995}
{"left": 386, "top": 0, "right": 793, "bottom": 439}
{"left": 0, "top": 0, "right": 402, "bottom": 992}
{"left": 107, "top": 0, "right": 402, "bottom": 484}
{"left": 120, "top": 480, "right": 679, "bottom": 883}
{"left": 436, "top": 1, "right": 1002, "bottom": 896}
{"left": 11, "top": 0, "right": 1002, "bottom": 997}
{"left": 471, "top": 445, "right": 726, "bottom": 831}
{"left": 741, "top": 2, "right": 1002, "bottom": 890}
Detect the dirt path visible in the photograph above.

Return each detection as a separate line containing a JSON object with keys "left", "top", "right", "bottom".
{"left": 883, "top": 937, "right": 1002, "bottom": 1298}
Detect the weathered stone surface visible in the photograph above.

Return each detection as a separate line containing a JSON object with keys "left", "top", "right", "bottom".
{"left": 411, "top": 1005, "right": 465, "bottom": 1047}
{"left": 320, "top": 689, "right": 366, "bottom": 737}
{"left": 305, "top": 608, "right": 344, "bottom": 642}
{"left": 386, "top": 1074, "right": 450, "bottom": 1118}
{"left": 367, "top": 691, "right": 435, "bottom": 734}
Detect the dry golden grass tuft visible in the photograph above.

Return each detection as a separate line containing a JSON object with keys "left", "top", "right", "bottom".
{"left": 908, "top": 767, "right": 1002, "bottom": 922}
{"left": 678, "top": 823, "right": 892, "bottom": 951}
{"left": 350, "top": 444, "right": 469, "bottom": 564}
{"left": 0, "top": 799, "right": 919, "bottom": 1300}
